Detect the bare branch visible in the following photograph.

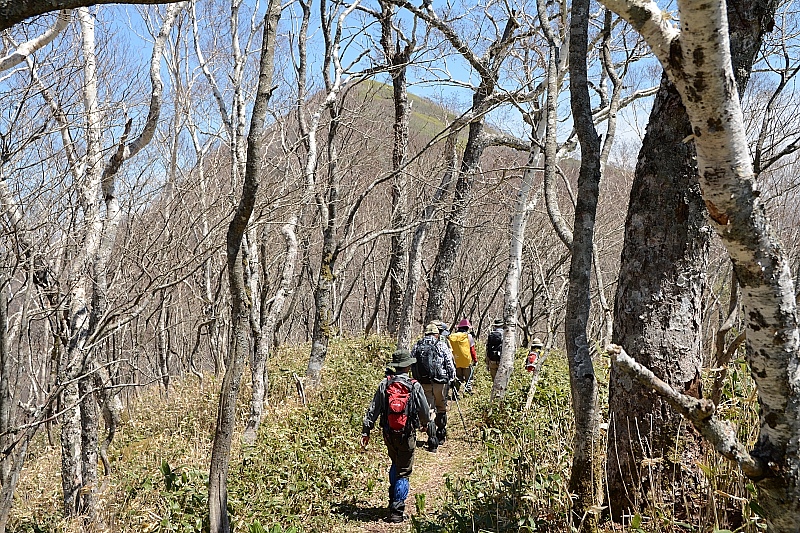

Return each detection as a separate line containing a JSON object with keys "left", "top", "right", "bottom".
{"left": 1, "top": 1, "right": 182, "bottom": 31}
{"left": 0, "top": 9, "right": 71, "bottom": 71}
{"left": 607, "top": 343, "right": 767, "bottom": 480}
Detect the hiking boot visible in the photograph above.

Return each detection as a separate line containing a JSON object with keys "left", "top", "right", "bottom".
{"left": 428, "top": 436, "right": 438, "bottom": 453}
{"left": 384, "top": 512, "right": 406, "bottom": 523}
{"left": 386, "top": 500, "right": 406, "bottom": 522}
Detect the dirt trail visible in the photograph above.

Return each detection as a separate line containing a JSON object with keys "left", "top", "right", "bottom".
{"left": 339, "top": 397, "right": 481, "bottom": 533}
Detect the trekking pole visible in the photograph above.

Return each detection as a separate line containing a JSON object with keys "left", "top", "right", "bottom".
{"left": 465, "top": 364, "right": 475, "bottom": 392}
{"left": 451, "top": 384, "right": 470, "bottom": 440}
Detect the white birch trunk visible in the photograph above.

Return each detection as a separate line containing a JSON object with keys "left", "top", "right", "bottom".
{"left": 244, "top": 218, "right": 299, "bottom": 443}
{"left": 601, "top": 0, "right": 800, "bottom": 528}
{"left": 491, "top": 133, "right": 544, "bottom": 399}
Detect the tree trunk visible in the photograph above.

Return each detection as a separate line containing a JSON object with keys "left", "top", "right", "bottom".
{"left": 380, "top": 0, "right": 412, "bottom": 335}
{"left": 607, "top": 76, "right": 708, "bottom": 518}
{"left": 59, "top": 381, "right": 82, "bottom": 516}
{"left": 493, "top": 0, "right": 558, "bottom": 398}
{"left": 78, "top": 375, "right": 99, "bottom": 520}
{"left": 424, "top": 95, "right": 488, "bottom": 325}
{"left": 606, "top": 0, "right": 776, "bottom": 519}
{"left": 491, "top": 145, "right": 543, "bottom": 400}
{"left": 244, "top": 218, "right": 299, "bottom": 443}
{"left": 601, "top": 0, "right": 799, "bottom": 529}
{"left": 306, "top": 232, "right": 336, "bottom": 388}
{"left": 157, "top": 291, "right": 171, "bottom": 392}
{"left": 207, "top": 0, "right": 281, "bottom": 530}
{"left": 566, "top": 0, "right": 603, "bottom": 530}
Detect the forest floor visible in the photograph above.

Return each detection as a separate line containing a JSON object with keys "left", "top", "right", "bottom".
{"left": 10, "top": 337, "right": 755, "bottom": 532}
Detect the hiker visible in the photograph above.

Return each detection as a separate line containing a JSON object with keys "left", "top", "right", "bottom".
{"left": 448, "top": 318, "right": 477, "bottom": 393}
{"left": 361, "top": 348, "right": 434, "bottom": 523}
{"left": 525, "top": 338, "right": 544, "bottom": 373}
{"left": 485, "top": 318, "right": 504, "bottom": 380}
{"left": 411, "top": 323, "right": 456, "bottom": 452}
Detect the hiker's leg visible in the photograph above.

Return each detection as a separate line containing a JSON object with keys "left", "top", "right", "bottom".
{"left": 432, "top": 383, "right": 448, "bottom": 443}
{"left": 435, "top": 412, "right": 447, "bottom": 443}
{"left": 422, "top": 383, "right": 435, "bottom": 421}
{"left": 421, "top": 383, "right": 438, "bottom": 451}
{"left": 384, "top": 433, "right": 399, "bottom": 503}
{"left": 488, "top": 360, "right": 499, "bottom": 380}
{"left": 463, "top": 365, "right": 475, "bottom": 393}
{"left": 386, "top": 433, "right": 415, "bottom": 522}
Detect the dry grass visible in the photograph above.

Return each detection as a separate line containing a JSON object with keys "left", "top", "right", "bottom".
{"left": 9, "top": 339, "right": 763, "bottom": 532}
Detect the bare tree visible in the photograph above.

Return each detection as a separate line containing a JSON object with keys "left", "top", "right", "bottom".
{"left": 563, "top": 0, "right": 604, "bottom": 530}
{"left": 206, "top": 0, "right": 282, "bottom": 529}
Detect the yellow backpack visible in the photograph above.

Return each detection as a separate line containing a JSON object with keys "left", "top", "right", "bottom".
{"left": 448, "top": 332, "right": 471, "bottom": 368}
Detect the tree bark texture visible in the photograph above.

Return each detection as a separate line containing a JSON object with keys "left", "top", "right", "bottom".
{"left": 607, "top": 76, "right": 708, "bottom": 518}
{"left": 601, "top": 0, "right": 799, "bottom": 529}
{"left": 606, "top": 0, "right": 780, "bottom": 521}
{"left": 207, "top": 0, "right": 281, "bottom": 531}
{"left": 78, "top": 376, "right": 99, "bottom": 520}
{"left": 566, "top": 0, "right": 603, "bottom": 530}
{"left": 244, "top": 219, "right": 299, "bottom": 443}
{"left": 306, "top": 233, "right": 336, "bottom": 388}
{"left": 379, "top": 0, "right": 412, "bottom": 335}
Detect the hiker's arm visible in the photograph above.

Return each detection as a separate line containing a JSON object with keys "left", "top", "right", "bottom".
{"left": 469, "top": 334, "right": 477, "bottom": 363}
{"left": 414, "top": 384, "right": 431, "bottom": 426}
{"left": 362, "top": 385, "right": 384, "bottom": 436}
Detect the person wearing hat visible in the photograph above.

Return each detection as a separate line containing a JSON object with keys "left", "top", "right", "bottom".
{"left": 485, "top": 318, "right": 505, "bottom": 380}
{"left": 411, "top": 323, "right": 456, "bottom": 452}
{"left": 448, "top": 318, "right": 478, "bottom": 393}
{"left": 361, "top": 348, "right": 433, "bottom": 523}
{"left": 525, "top": 338, "right": 544, "bottom": 374}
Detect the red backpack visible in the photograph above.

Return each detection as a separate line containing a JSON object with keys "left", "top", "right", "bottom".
{"left": 385, "top": 375, "right": 417, "bottom": 433}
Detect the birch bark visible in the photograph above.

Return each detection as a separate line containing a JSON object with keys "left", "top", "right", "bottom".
{"left": 600, "top": 0, "right": 800, "bottom": 529}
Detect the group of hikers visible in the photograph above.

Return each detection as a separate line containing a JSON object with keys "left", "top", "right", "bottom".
{"left": 360, "top": 318, "right": 545, "bottom": 523}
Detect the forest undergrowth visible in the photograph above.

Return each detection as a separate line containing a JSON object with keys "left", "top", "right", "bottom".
{"left": 11, "top": 336, "right": 762, "bottom": 532}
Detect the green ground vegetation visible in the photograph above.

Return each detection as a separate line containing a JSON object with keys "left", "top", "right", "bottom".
{"left": 11, "top": 336, "right": 762, "bottom": 532}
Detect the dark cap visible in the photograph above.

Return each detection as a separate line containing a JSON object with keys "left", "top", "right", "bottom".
{"left": 391, "top": 348, "right": 416, "bottom": 368}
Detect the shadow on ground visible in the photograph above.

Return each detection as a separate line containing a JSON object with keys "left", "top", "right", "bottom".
{"left": 331, "top": 502, "right": 388, "bottom": 522}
